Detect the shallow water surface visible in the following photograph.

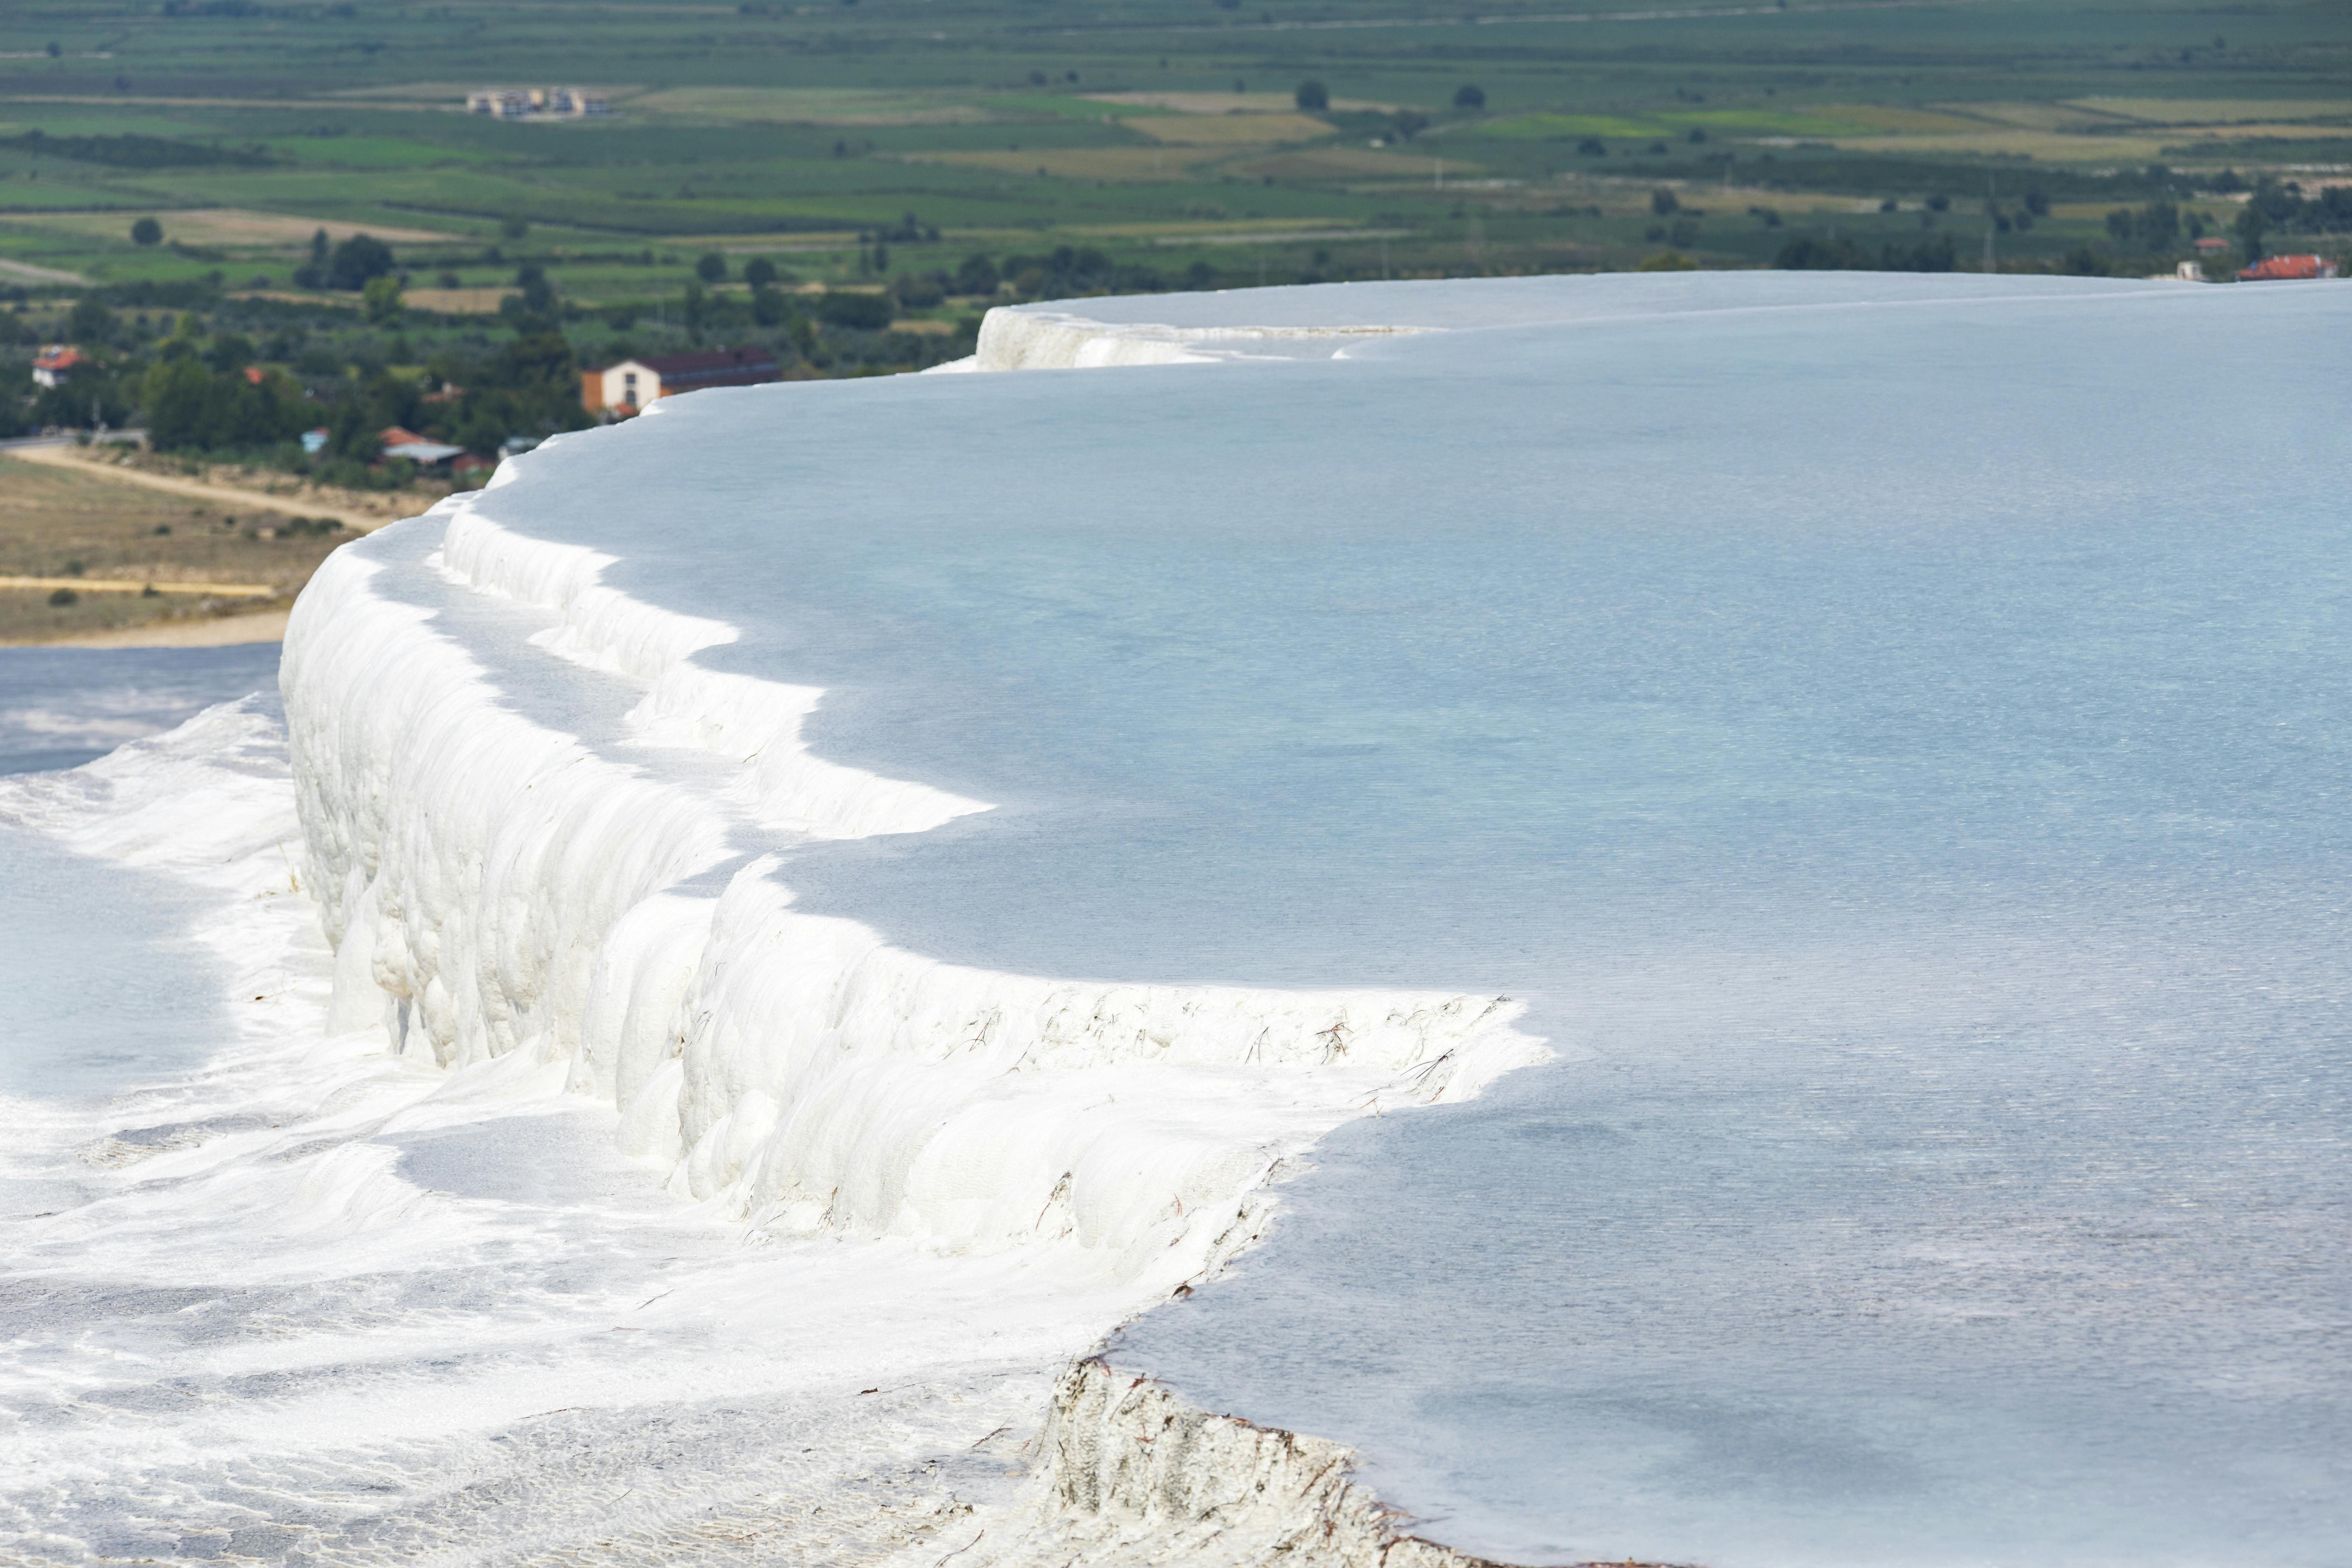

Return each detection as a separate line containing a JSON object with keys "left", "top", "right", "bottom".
{"left": 463, "top": 274, "right": 2351, "bottom": 1564}
{"left": 0, "top": 644, "right": 282, "bottom": 775}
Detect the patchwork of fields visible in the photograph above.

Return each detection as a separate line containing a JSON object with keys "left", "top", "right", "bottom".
{"left": 0, "top": 0, "right": 2341, "bottom": 307}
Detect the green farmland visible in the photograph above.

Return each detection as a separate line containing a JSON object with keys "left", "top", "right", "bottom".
{"left": 0, "top": 0, "right": 2345, "bottom": 466}
{"left": 3, "top": 0, "right": 2350, "bottom": 293}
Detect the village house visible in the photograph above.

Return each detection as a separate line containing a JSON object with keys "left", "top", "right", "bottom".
{"left": 465, "top": 86, "right": 610, "bottom": 118}
{"left": 31, "top": 345, "right": 84, "bottom": 388}
{"left": 2238, "top": 254, "right": 2340, "bottom": 282}
{"left": 379, "top": 426, "right": 466, "bottom": 470}
{"left": 581, "top": 348, "right": 784, "bottom": 415}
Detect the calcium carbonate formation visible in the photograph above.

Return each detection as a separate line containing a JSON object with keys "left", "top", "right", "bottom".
{"left": 267, "top": 295, "right": 1567, "bottom": 1564}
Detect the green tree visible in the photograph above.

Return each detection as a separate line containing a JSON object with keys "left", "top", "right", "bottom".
{"left": 294, "top": 227, "right": 330, "bottom": 288}
{"left": 326, "top": 233, "right": 395, "bottom": 290}
{"left": 1452, "top": 83, "right": 1485, "bottom": 110}
{"left": 514, "top": 263, "right": 556, "bottom": 315}
{"left": 816, "top": 292, "right": 891, "bottom": 330}
{"left": 743, "top": 256, "right": 778, "bottom": 288}
{"left": 1650, "top": 188, "right": 1680, "bottom": 216}
{"left": 326, "top": 392, "right": 378, "bottom": 460}
{"left": 140, "top": 357, "right": 213, "bottom": 450}
{"left": 2233, "top": 202, "right": 2268, "bottom": 262}
{"left": 130, "top": 216, "right": 162, "bottom": 246}
{"left": 695, "top": 251, "right": 727, "bottom": 284}
{"left": 363, "top": 274, "right": 404, "bottom": 325}
{"left": 1295, "top": 80, "right": 1329, "bottom": 111}
{"left": 67, "top": 295, "right": 117, "bottom": 344}
{"left": 955, "top": 253, "right": 1000, "bottom": 295}
{"left": 500, "top": 214, "right": 530, "bottom": 241}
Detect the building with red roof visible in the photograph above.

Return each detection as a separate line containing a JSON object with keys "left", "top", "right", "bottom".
{"left": 31, "top": 345, "right": 85, "bottom": 388}
{"left": 2237, "top": 254, "right": 2339, "bottom": 282}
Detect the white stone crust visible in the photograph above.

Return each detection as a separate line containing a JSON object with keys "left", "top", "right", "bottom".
{"left": 283, "top": 491, "right": 1547, "bottom": 1296}
{"left": 275, "top": 298, "right": 1570, "bottom": 1564}
{"left": 898, "top": 1359, "right": 1525, "bottom": 1568}
{"left": 973, "top": 306, "right": 1427, "bottom": 370}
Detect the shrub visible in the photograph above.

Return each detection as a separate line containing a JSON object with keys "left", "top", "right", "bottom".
{"left": 131, "top": 216, "right": 162, "bottom": 246}
{"left": 1773, "top": 233, "right": 1956, "bottom": 273}
{"left": 326, "top": 233, "right": 394, "bottom": 292}
{"left": 955, "top": 253, "right": 1000, "bottom": 295}
{"left": 363, "top": 275, "right": 403, "bottom": 325}
{"left": 1453, "top": 84, "right": 1485, "bottom": 110}
{"left": 1295, "top": 80, "right": 1329, "bottom": 112}
{"left": 815, "top": 292, "right": 892, "bottom": 331}
{"left": 1651, "top": 188, "right": 1679, "bottom": 216}
{"left": 890, "top": 271, "right": 946, "bottom": 310}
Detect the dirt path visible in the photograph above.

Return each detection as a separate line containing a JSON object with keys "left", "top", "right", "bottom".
{"left": 9, "top": 446, "right": 426, "bottom": 533}
{"left": 0, "top": 258, "right": 88, "bottom": 286}
{"left": 8, "top": 608, "right": 290, "bottom": 649}
{"left": 0, "top": 574, "right": 276, "bottom": 596}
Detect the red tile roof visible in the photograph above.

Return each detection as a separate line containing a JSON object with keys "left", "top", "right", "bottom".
{"left": 2237, "top": 254, "right": 2339, "bottom": 282}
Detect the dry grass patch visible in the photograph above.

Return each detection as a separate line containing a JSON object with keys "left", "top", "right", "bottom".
{"left": 2071, "top": 97, "right": 2352, "bottom": 125}
{"left": 1820, "top": 104, "right": 2003, "bottom": 134}
{"left": 1827, "top": 129, "right": 2182, "bottom": 161}
{"left": 2, "top": 208, "right": 462, "bottom": 248}
{"left": 0, "top": 455, "right": 354, "bottom": 643}
{"left": 1230, "top": 146, "right": 1461, "bottom": 181}
{"left": 403, "top": 286, "right": 513, "bottom": 314}
{"left": 1085, "top": 91, "right": 1394, "bottom": 115}
{"left": 916, "top": 147, "right": 1201, "bottom": 181}
{"left": 1943, "top": 101, "right": 2143, "bottom": 131}
{"left": 1064, "top": 218, "right": 1367, "bottom": 239}
{"left": 1128, "top": 112, "right": 1332, "bottom": 146}
{"left": 629, "top": 86, "right": 996, "bottom": 125}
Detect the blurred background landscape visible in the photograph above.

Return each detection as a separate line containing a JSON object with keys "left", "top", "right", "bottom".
{"left": 0, "top": 0, "right": 2345, "bottom": 639}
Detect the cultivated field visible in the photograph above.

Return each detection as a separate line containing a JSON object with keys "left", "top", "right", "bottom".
{"left": 0, "top": 0, "right": 2340, "bottom": 300}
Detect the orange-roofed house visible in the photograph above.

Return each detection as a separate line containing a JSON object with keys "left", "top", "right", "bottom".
{"left": 2237, "top": 254, "right": 2340, "bottom": 282}
{"left": 31, "top": 345, "right": 84, "bottom": 388}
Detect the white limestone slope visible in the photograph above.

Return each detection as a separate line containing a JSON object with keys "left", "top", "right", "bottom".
{"left": 284, "top": 475, "right": 1546, "bottom": 1299}
{"left": 891, "top": 1358, "right": 1510, "bottom": 1568}
{"left": 273, "top": 292, "right": 1592, "bottom": 1564}
{"left": 973, "top": 307, "right": 1429, "bottom": 370}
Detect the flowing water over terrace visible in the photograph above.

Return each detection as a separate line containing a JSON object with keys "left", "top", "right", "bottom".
{"left": 464, "top": 274, "right": 2351, "bottom": 1564}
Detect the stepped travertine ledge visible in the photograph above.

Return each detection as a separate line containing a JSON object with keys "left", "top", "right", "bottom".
{"left": 276, "top": 324, "right": 1551, "bottom": 1561}
{"left": 286, "top": 499, "right": 1542, "bottom": 1282}
{"left": 47, "top": 272, "right": 2329, "bottom": 1567}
